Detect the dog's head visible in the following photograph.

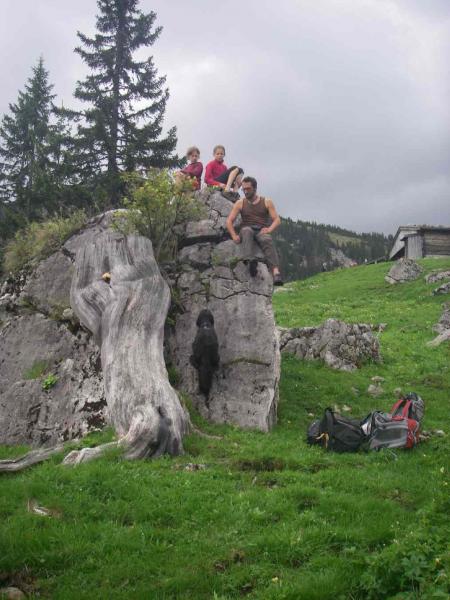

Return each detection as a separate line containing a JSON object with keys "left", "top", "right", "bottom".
{"left": 196, "top": 309, "right": 214, "bottom": 328}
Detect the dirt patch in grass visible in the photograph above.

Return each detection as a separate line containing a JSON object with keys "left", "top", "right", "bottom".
{"left": 379, "top": 489, "right": 416, "bottom": 510}
{"left": 0, "top": 569, "right": 39, "bottom": 597}
{"left": 213, "top": 548, "right": 246, "bottom": 573}
{"left": 233, "top": 457, "right": 287, "bottom": 472}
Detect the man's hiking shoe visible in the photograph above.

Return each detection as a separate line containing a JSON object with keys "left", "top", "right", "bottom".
{"left": 273, "top": 273, "right": 284, "bottom": 286}
{"left": 222, "top": 190, "right": 239, "bottom": 202}
{"left": 249, "top": 260, "right": 258, "bottom": 277}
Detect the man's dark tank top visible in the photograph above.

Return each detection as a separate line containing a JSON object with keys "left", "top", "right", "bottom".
{"left": 241, "top": 196, "right": 270, "bottom": 228}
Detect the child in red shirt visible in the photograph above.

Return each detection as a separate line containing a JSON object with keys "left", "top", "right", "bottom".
{"left": 176, "top": 146, "right": 203, "bottom": 190}
{"left": 204, "top": 145, "right": 243, "bottom": 200}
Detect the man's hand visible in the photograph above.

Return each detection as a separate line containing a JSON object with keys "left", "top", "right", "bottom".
{"left": 260, "top": 227, "right": 271, "bottom": 235}
{"left": 232, "top": 234, "right": 241, "bottom": 244}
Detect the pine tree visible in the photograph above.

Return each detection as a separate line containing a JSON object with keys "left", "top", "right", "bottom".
{"left": 0, "top": 57, "right": 57, "bottom": 221}
{"left": 73, "top": 0, "right": 180, "bottom": 205}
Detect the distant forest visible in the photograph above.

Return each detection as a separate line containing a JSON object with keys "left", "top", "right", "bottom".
{"left": 275, "top": 217, "right": 393, "bottom": 281}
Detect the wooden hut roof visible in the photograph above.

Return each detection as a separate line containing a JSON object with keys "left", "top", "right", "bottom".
{"left": 389, "top": 225, "right": 450, "bottom": 260}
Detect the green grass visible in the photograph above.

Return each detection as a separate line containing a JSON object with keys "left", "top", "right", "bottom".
{"left": 1, "top": 259, "right": 449, "bottom": 599}
{"left": 327, "top": 232, "right": 362, "bottom": 246}
{"left": 3, "top": 209, "right": 87, "bottom": 273}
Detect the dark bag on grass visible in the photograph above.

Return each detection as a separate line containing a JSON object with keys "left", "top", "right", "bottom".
{"left": 307, "top": 408, "right": 366, "bottom": 453}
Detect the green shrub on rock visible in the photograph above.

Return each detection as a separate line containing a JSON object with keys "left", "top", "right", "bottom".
{"left": 3, "top": 209, "right": 86, "bottom": 273}
{"left": 115, "top": 169, "right": 205, "bottom": 261}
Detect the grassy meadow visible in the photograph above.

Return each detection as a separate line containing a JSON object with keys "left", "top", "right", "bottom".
{"left": 1, "top": 259, "right": 449, "bottom": 599}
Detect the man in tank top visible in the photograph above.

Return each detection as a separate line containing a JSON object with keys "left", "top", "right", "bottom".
{"left": 226, "top": 176, "right": 283, "bottom": 286}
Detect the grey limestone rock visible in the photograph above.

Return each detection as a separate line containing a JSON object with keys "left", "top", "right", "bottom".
{"left": 278, "top": 318, "right": 381, "bottom": 371}
{"left": 0, "top": 313, "right": 104, "bottom": 446}
{"left": 425, "top": 270, "right": 450, "bottom": 284}
{"left": 168, "top": 189, "right": 280, "bottom": 432}
{"left": 367, "top": 383, "right": 384, "bottom": 397}
{"left": 19, "top": 251, "right": 73, "bottom": 315}
{"left": 428, "top": 302, "right": 450, "bottom": 347}
{"left": 432, "top": 281, "right": 450, "bottom": 296}
{"left": 433, "top": 303, "right": 450, "bottom": 334}
{"left": 385, "top": 258, "right": 423, "bottom": 284}
{"left": 0, "top": 213, "right": 120, "bottom": 447}
{"left": 328, "top": 248, "right": 357, "bottom": 268}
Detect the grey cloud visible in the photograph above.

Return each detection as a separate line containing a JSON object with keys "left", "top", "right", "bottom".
{"left": 1, "top": 0, "right": 449, "bottom": 233}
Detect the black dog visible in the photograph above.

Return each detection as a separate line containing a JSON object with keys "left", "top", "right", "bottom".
{"left": 189, "top": 309, "right": 219, "bottom": 398}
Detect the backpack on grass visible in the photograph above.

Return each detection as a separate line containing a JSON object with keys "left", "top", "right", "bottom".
{"left": 307, "top": 408, "right": 366, "bottom": 453}
{"left": 390, "top": 393, "right": 424, "bottom": 423}
{"left": 361, "top": 393, "right": 423, "bottom": 451}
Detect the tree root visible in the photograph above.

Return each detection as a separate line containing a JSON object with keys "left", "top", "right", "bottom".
{"left": 0, "top": 445, "right": 64, "bottom": 473}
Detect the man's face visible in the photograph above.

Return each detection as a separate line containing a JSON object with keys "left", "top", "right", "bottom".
{"left": 242, "top": 182, "right": 256, "bottom": 199}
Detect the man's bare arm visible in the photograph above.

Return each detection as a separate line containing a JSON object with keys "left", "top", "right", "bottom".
{"left": 226, "top": 200, "right": 243, "bottom": 243}
{"left": 261, "top": 198, "right": 281, "bottom": 234}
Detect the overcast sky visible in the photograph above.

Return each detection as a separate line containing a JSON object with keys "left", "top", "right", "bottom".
{"left": 1, "top": 0, "right": 449, "bottom": 234}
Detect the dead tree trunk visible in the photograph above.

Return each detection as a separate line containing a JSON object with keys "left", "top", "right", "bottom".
{"left": 0, "top": 231, "right": 189, "bottom": 471}
{"left": 65, "top": 231, "right": 189, "bottom": 463}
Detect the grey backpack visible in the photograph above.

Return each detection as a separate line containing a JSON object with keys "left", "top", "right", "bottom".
{"left": 361, "top": 394, "right": 423, "bottom": 451}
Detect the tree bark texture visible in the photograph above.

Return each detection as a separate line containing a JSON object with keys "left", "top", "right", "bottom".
{"left": 67, "top": 231, "right": 189, "bottom": 461}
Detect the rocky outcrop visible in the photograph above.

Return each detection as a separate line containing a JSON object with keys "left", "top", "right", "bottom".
{"left": 167, "top": 189, "right": 280, "bottom": 432}
{"left": 385, "top": 258, "right": 423, "bottom": 284}
{"left": 1, "top": 196, "right": 281, "bottom": 447}
{"left": 432, "top": 281, "right": 450, "bottom": 296}
{"left": 278, "top": 319, "right": 382, "bottom": 372}
{"left": 0, "top": 214, "right": 118, "bottom": 446}
{"left": 0, "top": 314, "right": 104, "bottom": 446}
{"left": 425, "top": 270, "right": 450, "bottom": 284}
{"left": 433, "top": 303, "right": 450, "bottom": 334}
{"left": 328, "top": 248, "right": 357, "bottom": 269}
{"left": 428, "top": 303, "right": 450, "bottom": 347}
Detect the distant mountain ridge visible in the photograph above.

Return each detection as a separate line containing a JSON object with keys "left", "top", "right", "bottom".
{"left": 275, "top": 217, "right": 393, "bottom": 281}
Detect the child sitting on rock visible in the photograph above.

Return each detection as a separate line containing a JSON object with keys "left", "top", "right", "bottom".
{"left": 175, "top": 146, "right": 203, "bottom": 190}
{"left": 204, "top": 144, "right": 243, "bottom": 201}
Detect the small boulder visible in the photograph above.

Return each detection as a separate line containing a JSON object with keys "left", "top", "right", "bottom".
{"left": 385, "top": 259, "right": 423, "bottom": 284}
{"left": 432, "top": 281, "right": 450, "bottom": 296}
{"left": 433, "top": 303, "right": 450, "bottom": 334}
{"left": 279, "top": 319, "right": 381, "bottom": 372}
{"left": 368, "top": 383, "right": 384, "bottom": 397}
{"left": 425, "top": 270, "right": 450, "bottom": 284}
{"left": 0, "top": 587, "right": 26, "bottom": 599}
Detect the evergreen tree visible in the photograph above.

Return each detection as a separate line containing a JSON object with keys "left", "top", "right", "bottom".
{"left": 72, "top": 0, "right": 180, "bottom": 205}
{"left": 0, "top": 57, "right": 57, "bottom": 221}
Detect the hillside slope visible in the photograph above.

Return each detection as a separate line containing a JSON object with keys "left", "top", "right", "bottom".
{"left": 1, "top": 259, "right": 449, "bottom": 599}
{"left": 276, "top": 217, "right": 392, "bottom": 281}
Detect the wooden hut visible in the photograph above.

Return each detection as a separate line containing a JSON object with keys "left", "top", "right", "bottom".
{"left": 389, "top": 226, "right": 450, "bottom": 260}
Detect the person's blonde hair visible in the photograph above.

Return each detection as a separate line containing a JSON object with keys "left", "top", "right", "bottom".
{"left": 213, "top": 145, "right": 225, "bottom": 155}
{"left": 186, "top": 146, "right": 200, "bottom": 157}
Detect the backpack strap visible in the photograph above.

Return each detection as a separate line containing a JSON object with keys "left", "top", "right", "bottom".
{"left": 390, "top": 398, "right": 412, "bottom": 418}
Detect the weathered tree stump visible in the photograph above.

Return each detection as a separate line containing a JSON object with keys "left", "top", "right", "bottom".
{"left": 0, "top": 231, "right": 189, "bottom": 471}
